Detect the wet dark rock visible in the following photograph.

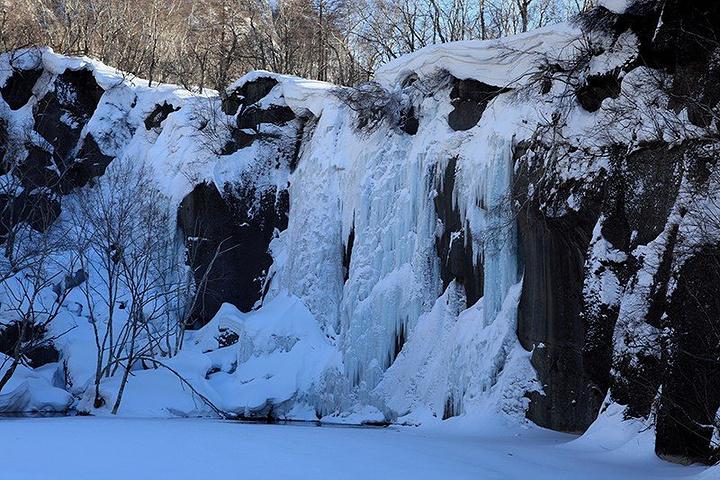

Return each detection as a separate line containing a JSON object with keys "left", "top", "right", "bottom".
{"left": 669, "top": 50, "right": 720, "bottom": 129}
{"left": 290, "top": 116, "right": 310, "bottom": 172}
{"left": 434, "top": 157, "right": 483, "bottom": 306}
{"left": 177, "top": 181, "right": 289, "bottom": 327}
{"left": 20, "top": 191, "right": 61, "bottom": 232}
{"left": 221, "top": 90, "right": 244, "bottom": 116}
{"left": 517, "top": 205, "right": 601, "bottom": 433}
{"left": 144, "top": 102, "right": 180, "bottom": 130}
{"left": 178, "top": 182, "right": 245, "bottom": 326}
{"left": 448, "top": 79, "right": 511, "bottom": 131}
{"left": 620, "top": 143, "right": 683, "bottom": 247}
{"left": 31, "top": 68, "right": 105, "bottom": 194}
{"left": 26, "top": 344, "right": 61, "bottom": 368}
{"left": 686, "top": 143, "right": 719, "bottom": 187}
{"left": 222, "top": 128, "right": 257, "bottom": 154}
{"left": 649, "top": 0, "right": 720, "bottom": 71}
{"left": 391, "top": 321, "right": 406, "bottom": 364}
{"left": 513, "top": 147, "right": 603, "bottom": 433}
{"left": 0, "top": 190, "right": 61, "bottom": 235}
{"left": 34, "top": 90, "right": 80, "bottom": 160}
{"left": 238, "top": 77, "right": 279, "bottom": 108}
{"left": 217, "top": 327, "right": 240, "bottom": 348}
{"left": 597, "top": 143, "right": 683, "bottom": 252}
{"left": 1, "top": 67, "right": 42, "bottom": 110}
{"left": 34, "top": 69, "right": 104, "bottom": 158}
{"left": 17, "top": 145, "right": 59, "bottom": 191}
{"left": 343, "top": 223, "right": 355, "bottom": 283}
{"left": 656, "top": 247, "right": 720, "bottom": 464}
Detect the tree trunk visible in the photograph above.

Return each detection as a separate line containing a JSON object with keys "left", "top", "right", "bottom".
{"left": 0, "top": 358, "right": 20, "bottom": 395}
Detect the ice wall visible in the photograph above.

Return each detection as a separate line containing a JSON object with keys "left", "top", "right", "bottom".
{"left": 264, "top": 75, "right": 552, "bottom": 420}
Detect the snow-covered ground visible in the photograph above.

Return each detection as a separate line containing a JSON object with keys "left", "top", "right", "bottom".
{"left": 1, "top": 417, "right": 713, "bottom": 480}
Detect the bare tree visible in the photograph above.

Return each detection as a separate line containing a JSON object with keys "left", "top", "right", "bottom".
{"left": 68, "top": 159, "right": 180, "bottom": 412}
{"left": 0, "top": 125, "right": 81, "bottom": 396}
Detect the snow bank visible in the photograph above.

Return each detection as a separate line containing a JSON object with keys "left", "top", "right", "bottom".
{"left": 228, "top": 70, "right": 336, "bottom": 117}
{"left": 0, "top": 355, "right": 72, "bottom": 413}
{"left": 598, "top": 0, "right": 632, "bottom": 14}
{"left": 194, "top": 294, "right": 341, "bottom": 415}
{"left": 375, "top": 23, "right": 582, "bottom": 88}
{"left": 76, "top": 294, "right": 340, "bottom": 418}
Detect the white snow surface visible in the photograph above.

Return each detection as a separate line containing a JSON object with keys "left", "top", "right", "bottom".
{"left": 1, "top": 416, "right": 715, "bottom": 480}
{"left": 228, "top": 70, "right": 336, "bottom": 116}
{"left": 0, "top": 355, "right": 73, "bottom": 413}
{"left": 375, "top": 22, "right": 582, "bottom": 88}
{"left": 598, "top": 0, "right": 632, "bottom": 14}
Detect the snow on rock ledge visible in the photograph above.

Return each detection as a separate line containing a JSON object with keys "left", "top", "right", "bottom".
{"left": 375, "top": 23, "right": 582, "bottom": 89}
{"left": 598, "top": 0, "right": 632, "bottom": 14}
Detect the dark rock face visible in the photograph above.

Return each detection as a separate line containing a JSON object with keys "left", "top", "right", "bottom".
{"left": 0, "top": 322, "right": 60, "bottom": 369}
{"left": 512, "top": 134, "right": 605, "bottom": 433}
{"left": 177, "top": 181, "right": 289, "bottom": 327}
{"left": 516, "top": 203, "right": 600, "bottom": 433}
{"left": 648, "top": 0, "right": 720, "bottom": 70}
{"left": 221, "top": 77, "right": 297, "bottom": 156}
{"left": 1, "top": 67, "right": 42, "bottom": 110}
{"left": 237, "top": 104, "right": 295, "bottom": 131}
{"left": 31, "top": 68, "right": 106, "bottom": 193}
{"left": 144, "top": 102, "right": 180, "bottom": 130}
{"left": 19, "top": 191, "right": 62, "bottom": 232}
{"left": 34, "top": 69, "right": 104, "bottom": 160}
{"left": 178, "top": 182, "right": 248, "bottom": 326}
{"left": 222, "top": 128, "right": 257, "bottom": 154}
{"left": 222, "top": 76, "right": 279, "bottom": 116}
{"left": 434, "top": 157, "right": 483, "bottom": 307}
{"left": 506, "top": 5, "right": 720, "bottom": 460}
{"left": 17, "top": 145, "right": 57, "bottom": 191}
{"left": 448, "top": 79, "right": 511, "bottom": 131}
{"left": 399, "top": 106, "right": 419, "bottom": 135}
{"left": 0, "top": 67, "right": 112, "bottom": 241}
{"left": 513, "top": 136, "right": 688, "bottom": 434}
{"left": 0, "top": 189, "right": 60, "bottom": 237}
{"left": 343, "top": 223, "right": 355, "bottom": 283}
{"left": 217, "top": 327, "right": 240, "bottom": 348}
{"left": 576, "top": 72, "right": 622, "bottom": 112}
{"left": 655, "top": 248, "right": 720, "bottom": 464}
{"left": 618, "top": 143, "right": 684, "bottom": 247}
{"left": 179, "top": 75, "right": 299, "bottom": 326}
{"left": 1, "top": 66, "right": 110, "bottom": 198}
{"left": 61, "top": 135, "right": 115, "bottom": 194}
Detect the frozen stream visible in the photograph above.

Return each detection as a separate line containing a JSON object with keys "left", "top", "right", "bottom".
{"left": 1, "top": 417, "right": 714, "bottom": 479}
